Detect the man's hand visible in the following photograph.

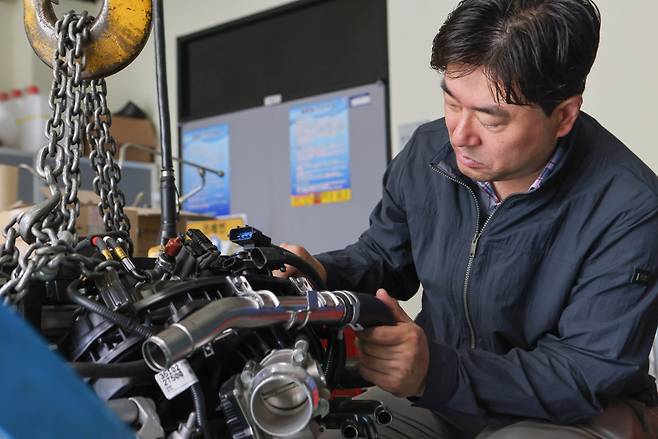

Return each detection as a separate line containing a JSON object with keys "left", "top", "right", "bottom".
{"left": 356, "top": 289, "right": 429, "bottom": 398}
{"left": 272, "top": 243, "right": 328, "bottom": 284}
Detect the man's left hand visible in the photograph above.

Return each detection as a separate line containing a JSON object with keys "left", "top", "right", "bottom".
{"left": 356, "top": 289, "right": 429, "bottom": 397}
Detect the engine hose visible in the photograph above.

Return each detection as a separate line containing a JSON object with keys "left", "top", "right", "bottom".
{"left": 190, "top": 382, "right": 211, "bottom": 439}
{"left": 70, "top": 360, "right": 151, "bottom": 378}
{"left": 66, "top": 278, "right": 152, "bottom": 339}
{"left": 353, "top": 293, "right": 397, "bottom": 327}
{"left": 274, "top": 245, "right": 326, "bottom": 290}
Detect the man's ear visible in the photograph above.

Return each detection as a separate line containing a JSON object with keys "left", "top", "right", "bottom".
{"left": 553, "top": 95, "right": 583, "bottom": 138}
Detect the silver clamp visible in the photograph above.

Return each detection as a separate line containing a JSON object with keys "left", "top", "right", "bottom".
{"left": 333, "top": 290, "right": 360, "bottom": 327}
{"left": 226, "top": 276, "right": 264, "bottom": 307}
{"left": 289, "top": 276, "right": 314, "bottom": 295}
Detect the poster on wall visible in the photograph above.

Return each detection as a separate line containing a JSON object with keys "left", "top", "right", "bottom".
{"left": 289, "top": 96, "right": 351, "bottom": 207}
{"left": 182, "top": 123, "right": 230, "bottom": 216}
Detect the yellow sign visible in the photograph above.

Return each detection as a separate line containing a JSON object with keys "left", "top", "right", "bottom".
{"left": 290, "top": 189, "right": 352, "bottom": 207}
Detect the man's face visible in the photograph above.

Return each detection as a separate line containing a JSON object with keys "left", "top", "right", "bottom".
{"left": 442, "top": 65, "right": 563, "bottom": 186}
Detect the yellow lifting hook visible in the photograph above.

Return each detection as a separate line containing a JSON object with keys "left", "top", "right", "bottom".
{"left": 23, "top": 0, "right": 152, "bottom": 80}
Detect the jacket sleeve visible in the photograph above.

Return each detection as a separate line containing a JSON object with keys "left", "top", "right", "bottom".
{"left": 315, "top": 135, "right": 419, "bottom": 300}
{"left": 417, "top": 200, "right": 658, "bottom": 424}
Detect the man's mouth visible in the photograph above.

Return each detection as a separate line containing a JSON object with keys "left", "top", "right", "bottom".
{"left": 455, "top": 150, "right": 485, "bottom": 169}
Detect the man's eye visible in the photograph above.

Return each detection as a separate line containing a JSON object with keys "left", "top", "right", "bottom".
{"left": 481, "top": 120, "right": 503, "bottom": 129}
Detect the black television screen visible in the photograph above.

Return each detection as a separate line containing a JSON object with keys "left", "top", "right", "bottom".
{"left": 178, "top": 0, "right": 388, "bottom": 122}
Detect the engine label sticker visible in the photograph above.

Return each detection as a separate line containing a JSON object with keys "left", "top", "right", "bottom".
{"left": 181, "top": 123, "right": 230, "bottom": 216}
{"left": 289, "top": 96, "right": 351, "bottom": 207}
{"left": 154, "top": 360, "right": 199, "bottom": 400}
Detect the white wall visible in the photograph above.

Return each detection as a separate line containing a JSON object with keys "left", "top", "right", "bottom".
{"left": 583, "top": 1, "right": 658, "bottom": 170}
{"left": 0, "top": 3, "right": 12, "bottom": 90}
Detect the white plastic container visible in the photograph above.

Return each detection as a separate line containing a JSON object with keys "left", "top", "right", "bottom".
{"left": 18, "top": 85, "right": 50, "bottom": 153}
{"left": 0, "top": 92, "right": 19, "bottom": 148}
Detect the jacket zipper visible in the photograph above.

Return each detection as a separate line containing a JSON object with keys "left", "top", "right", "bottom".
{"left": 430, "top": 163, "right": 502, "bottom": 349}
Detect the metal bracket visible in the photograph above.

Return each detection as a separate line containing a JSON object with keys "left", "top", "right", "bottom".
{"left": 226, "top": 276, "right": 264, "bottom": 307}
{"left": 289, "top": 276, "right": 314, "bottom": 295}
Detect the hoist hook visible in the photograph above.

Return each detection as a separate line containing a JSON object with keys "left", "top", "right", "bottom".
{"left": 23, "top": 0, "right": 152, "bottom": 80}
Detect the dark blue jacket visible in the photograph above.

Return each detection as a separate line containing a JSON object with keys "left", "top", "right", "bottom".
{"left": 316, "top": 112, "right": 658, "bottom": 424}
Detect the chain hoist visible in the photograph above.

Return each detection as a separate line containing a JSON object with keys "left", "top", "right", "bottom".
{"left": 0, "top": 11, "right": 129, "bottom": 304}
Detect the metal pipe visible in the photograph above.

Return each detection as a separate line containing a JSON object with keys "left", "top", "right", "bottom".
{"left": 142, "top": 294, "right": 352, "bottom": 371}
{"left": 117, "top": 143, "right": 224, "bottom": 178}
{"left": 152, "top": 0, "right": 177, "bottom": 245}
{"left": 142, "top": 296, "right": 261, "bottom": 371}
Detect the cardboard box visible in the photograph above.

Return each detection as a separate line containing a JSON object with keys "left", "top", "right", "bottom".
{"left": 0, "top": 165, "right": 18, "bottom": 211}
{"left": 0, "top": 206, "right": 31, "bottom": 254}
{"left": 111, "top": 116, "right": 158, "bottom": 163}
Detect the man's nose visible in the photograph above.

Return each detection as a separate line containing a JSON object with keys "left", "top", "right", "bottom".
{"left": 451, "top": 114, "right": 480, "bottom": 147}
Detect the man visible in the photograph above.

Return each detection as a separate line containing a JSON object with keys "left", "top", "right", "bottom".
{"left": 279, "top": 0, "right": 658, "bottom": 437}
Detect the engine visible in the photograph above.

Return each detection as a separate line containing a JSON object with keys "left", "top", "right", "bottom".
{"left": 4, "top": 224, "right": 394, "bottom": 439}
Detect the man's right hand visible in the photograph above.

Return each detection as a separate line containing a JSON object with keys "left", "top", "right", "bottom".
{"left": 273, "top": 243, "right": 328, "bottom": 285}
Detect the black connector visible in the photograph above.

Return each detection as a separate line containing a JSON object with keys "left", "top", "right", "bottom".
{"left": 229, "top": 226, "right": 271, "bottom": 249}
{"left": 185, "top": 229, "right": 218, "bottom": 257}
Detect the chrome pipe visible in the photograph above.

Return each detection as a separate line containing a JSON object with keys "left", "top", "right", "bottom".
{"left": 143, "top": 292, "right": 352, "bottom": 371}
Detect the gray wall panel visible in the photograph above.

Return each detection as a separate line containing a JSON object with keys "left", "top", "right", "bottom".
{"left": 181, "top": 82, "right": 388, "bottom": 254}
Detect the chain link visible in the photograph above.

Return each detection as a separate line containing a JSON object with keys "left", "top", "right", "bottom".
{"left": 0, "top": 11, "right": 131, "bottom": 304}
{"left": 85, "top": 79, "right": 130, "bottom": 232}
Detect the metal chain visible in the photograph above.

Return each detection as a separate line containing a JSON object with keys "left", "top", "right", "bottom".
{"left": 0, "top": 11, "right": 130, "bottom": 304}
{"left": 85, "top": 79, "right": 130, "bottom": 233}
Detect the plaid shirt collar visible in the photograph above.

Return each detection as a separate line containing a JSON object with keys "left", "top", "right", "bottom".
{"left": 474, "top": 141, "right": 567, "bottom": 215}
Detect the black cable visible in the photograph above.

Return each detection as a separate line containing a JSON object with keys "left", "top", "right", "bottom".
{"left": 273, "top": 245, "right": 326, "bottom": 290}
{"left": 70, "top": 360, "right": 151, "bottom": 378}
{"left": 190, "top": 382, "right": 211, "bottom": 439}
{"left": 66, "top": 278, "right": 152, "bottom": 339}
{"left": 94, "top": 260, "right": 123, "bottom": 272}
{"left": 323, "top": 330, "right": 337, "bottom": 384}
{"left": 323, "top": 329, "right": 346, "bottom": 387}
{"left": 334, "top": 330, "right": 346, "bottom": 387}
{"left": 153, "top": 0, "right": 178, "bottom": 244}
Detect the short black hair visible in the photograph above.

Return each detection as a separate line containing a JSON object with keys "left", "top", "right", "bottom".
{"left": 431, "top": 0, "right": 601, "bottom": 115}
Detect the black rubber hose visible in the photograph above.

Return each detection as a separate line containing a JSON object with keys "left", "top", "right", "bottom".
{"left": 190, "top": 382, "right": 211, "bottom": 439}
{"left": 66, "top": 278, "right": 152, "bottom": 339}
{"left": 273, "top": 245, "right": 326, "bottom": 290}
{"left": 70, "top": 360, "right": 151, "bottom": 378}
{"left": 353, "top": 293, "right": 396, "bottom": 327}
